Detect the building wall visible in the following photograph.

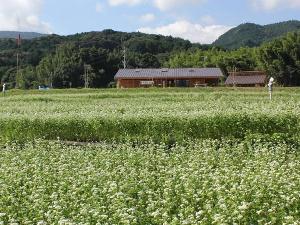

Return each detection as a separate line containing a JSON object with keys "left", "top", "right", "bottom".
{"left": 117, "top": 79, "right": 139, "bottom": 88}
{"left": 117, "top": 78, "right": 220, "bottom": 88}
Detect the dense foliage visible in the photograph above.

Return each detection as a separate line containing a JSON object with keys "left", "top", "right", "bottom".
{"left": 258, "top": 32, "right": 300, "bottom": 86}
{"left": 168, "top": 32, "right": 300, "bottom": 86}
{"left": 213, "top": 20, "right": 300, "bottom": 49}
{"left": 165, "top": 47, "right": 258, "bottom": 76}
{"left": 0, "top": 30, "right": 197, "bottom": 88}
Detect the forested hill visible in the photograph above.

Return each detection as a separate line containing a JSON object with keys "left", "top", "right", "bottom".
{"left": 213, "top": 20, "right": 300, "bottom": 49}
{"left": 0, "top": 29, "right": 203, "bottom": 88}
{"left": 0, "top": 31, "right": 47, "bottom": 39}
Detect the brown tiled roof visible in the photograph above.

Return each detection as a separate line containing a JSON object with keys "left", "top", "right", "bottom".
{"left": 228, "top": 71, "right": 266, "bottom": 76}
{"left": 115, "top": 68, "right": 224, "bottom": 79}
{"left": 225, "top": 74, "right": 267, "bottom": 85}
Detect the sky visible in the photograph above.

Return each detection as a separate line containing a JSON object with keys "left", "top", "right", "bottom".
{"left": 0, "top": 0, "right": 300, "bottom": 44}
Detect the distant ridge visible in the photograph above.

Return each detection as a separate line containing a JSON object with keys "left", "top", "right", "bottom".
{"left": 0, "top": 31, "right": 48, "bottom": 39}
{"left": 213, "top": 20, "right": 300, "bottom": 49}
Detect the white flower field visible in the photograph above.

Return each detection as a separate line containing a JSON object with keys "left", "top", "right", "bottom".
{"left": 0, "top": 88, "right": 299, "bottom": 224}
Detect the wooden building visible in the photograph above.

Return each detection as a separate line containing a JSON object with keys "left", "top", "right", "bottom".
{"left": 115, "top": 68, "right": 224, "bottom": 88}
{"left": 225, "top": 71, "right": 267, "bottom": 87}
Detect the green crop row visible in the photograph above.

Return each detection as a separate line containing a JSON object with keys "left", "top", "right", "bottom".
{"left": 0, "top": 113, "right": 299, "bottom": 142}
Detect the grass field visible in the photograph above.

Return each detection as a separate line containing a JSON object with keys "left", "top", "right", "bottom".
{"left": 0, "top": 88, "right": 300, "bottom": 224}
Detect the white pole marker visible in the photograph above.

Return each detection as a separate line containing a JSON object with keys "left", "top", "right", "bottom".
{"left": 268, "top": 77, "right": 274, "bottom": 100}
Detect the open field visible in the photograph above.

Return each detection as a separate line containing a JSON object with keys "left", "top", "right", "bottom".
{"left": 0, "top": 140, "right": 299, "bottom": 224}
{"left": 0, "top": 88, "right": 300, "bottom": 142}
{"left": 0, "top": 88, "right": 300, "bottom": 224}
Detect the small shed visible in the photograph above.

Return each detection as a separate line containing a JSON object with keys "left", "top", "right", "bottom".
{"left": 115, "top": 68, "right": 224, "bottom": 88}
{"left": 225, "top": 71, "right": 267, "bottom": 87}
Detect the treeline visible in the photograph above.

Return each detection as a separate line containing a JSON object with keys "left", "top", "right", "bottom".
{"left": 165, "top": 47, "right": 257, "bottom": 76}
{"left": 166, "top": 32, "right": 300, "bottom": 86}
{"left": 0, "top": 30, "right": 300, "bottom": 88}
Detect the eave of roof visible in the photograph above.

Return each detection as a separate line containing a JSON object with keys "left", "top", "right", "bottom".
{"left": 116, "top": 76, "right": 222, "bottom": 80}
{"left": 228, "top": 71, "right": 267, "bottom": 77}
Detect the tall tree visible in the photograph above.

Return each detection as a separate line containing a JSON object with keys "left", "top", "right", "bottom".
{"left": 36, "top": 44, "right": 83, "bottom": 87}
{"left": 258, "top": 32, "right": 300, "bottom": 86}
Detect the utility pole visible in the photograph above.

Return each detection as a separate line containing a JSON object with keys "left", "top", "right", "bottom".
{"left": 17, "top": 52, "right": 19, "bottom": 78}
{"left": 16, "top": 34, "right": 21, "bottom": 81}
{"left": 50, "top": 72, "right": 53, "bottom": 89}
{"left": 123, "top": 46, "right": 127, "bottom": 69}
{"left": 233, "top": 66, "right": 237, "bottom": 87}
{"left": 84, "top": 64, "right": 91, "bottom": 88}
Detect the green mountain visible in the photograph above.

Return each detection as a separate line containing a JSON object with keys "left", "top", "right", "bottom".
{"left": 213, "top": 20, "right": 300, "bottom": 49}
{"left": 0, "top": 31, "right": 47, "bottom": 39}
